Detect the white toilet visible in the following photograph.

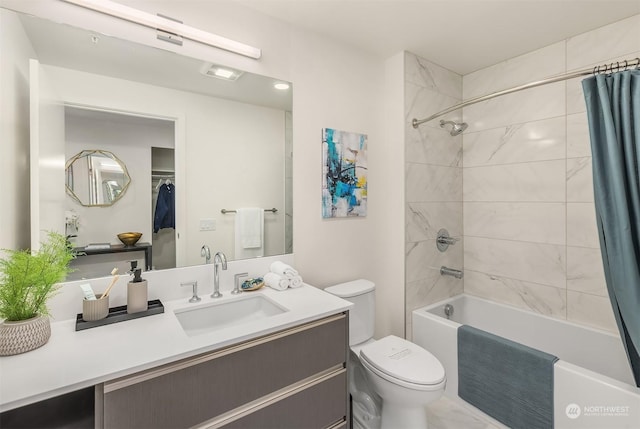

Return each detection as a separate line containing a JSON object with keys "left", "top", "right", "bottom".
{"left": 326, "top": 279, "right": 445, "bottom": 429}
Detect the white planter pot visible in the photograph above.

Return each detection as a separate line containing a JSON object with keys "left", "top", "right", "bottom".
{"left": 0, "top": 315, "right": 51, "bottom": 356}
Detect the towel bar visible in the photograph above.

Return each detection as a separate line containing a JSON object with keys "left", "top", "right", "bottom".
{"left": 221, "top": 208, "right": 278, "bottom": 214}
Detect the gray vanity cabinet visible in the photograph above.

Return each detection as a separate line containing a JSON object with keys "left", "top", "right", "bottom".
{"left": 100, "top": 313, "right": 348, "bottom": 429}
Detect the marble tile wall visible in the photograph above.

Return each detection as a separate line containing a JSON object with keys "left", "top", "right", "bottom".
{"left": 404, "top": 15, "right": 639, "bottom": 337}
{"left": 404, "top": 52, "right": 464, "bottom": 339}
{"left": 461, "top": 14, "right": 640, "bottom": 333}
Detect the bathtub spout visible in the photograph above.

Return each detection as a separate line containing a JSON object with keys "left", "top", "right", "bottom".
{"left": 440, "top": 266, "right": 464, "bottom": 279}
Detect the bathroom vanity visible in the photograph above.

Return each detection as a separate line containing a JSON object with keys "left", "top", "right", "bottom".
{"left": 0, "top": 285, "right": 352, "bottom": 429}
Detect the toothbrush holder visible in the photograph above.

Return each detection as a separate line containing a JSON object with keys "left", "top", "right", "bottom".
{"left": 82, "top": 294, "right": 109, "bottom": 322}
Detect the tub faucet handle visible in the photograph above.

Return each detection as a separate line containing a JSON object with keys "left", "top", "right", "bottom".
{"left": 436, "top": 228, "right": 459, "bottom": 252}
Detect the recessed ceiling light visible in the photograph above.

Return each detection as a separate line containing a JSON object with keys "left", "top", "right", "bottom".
{"left": 199, "top": 63, "right": 243, "bottom": 81}
{"left": 274, "top": 82, "right": 290, "bottom": 90}
{"left": 213, "top": 68, "right": 235, "bottom": 79}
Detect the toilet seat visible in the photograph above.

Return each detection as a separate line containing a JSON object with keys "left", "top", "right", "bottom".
{"left": 359, "top": 335, "right": 445, "bottom": 390}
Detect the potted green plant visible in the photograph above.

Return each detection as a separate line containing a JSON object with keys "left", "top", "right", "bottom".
{"left": 0, "top": 231, "right": 76, "bottom": 356}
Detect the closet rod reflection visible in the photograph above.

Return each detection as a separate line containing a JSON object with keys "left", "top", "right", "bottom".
{"left": 221, "top": 208, "right": 278, "bottom": 214}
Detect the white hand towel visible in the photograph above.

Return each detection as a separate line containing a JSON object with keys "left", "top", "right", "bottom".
{"left": 237, "top": 208, "right": 263, "bottom": 248}
{"left": 289, "top": 275, "right": 303, "bottom": 288}
{"left": 270, "top": 261, "right": 299, "bottom": 277}
{"left": 264, "top": 272, "right": 290, "bottom": 291}
{"left": 235, "top": 208, "right": 264, "bottom": 259}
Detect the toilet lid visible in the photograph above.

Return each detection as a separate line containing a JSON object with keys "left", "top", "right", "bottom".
{"left": 359, "top": 335, "right": 445, "bottom": 385}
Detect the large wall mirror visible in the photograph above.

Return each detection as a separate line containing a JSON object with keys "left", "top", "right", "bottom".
{"left": 2, "top": 8, "right": 293, "bottom": 278}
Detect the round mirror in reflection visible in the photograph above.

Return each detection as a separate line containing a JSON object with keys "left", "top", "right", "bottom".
{"left": 65, "top": 149, "right": 131, "bottom": 207}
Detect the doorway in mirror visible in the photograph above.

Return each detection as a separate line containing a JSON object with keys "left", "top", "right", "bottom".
{"left": 152, "top": 147, "right": 176, "bottom": 270}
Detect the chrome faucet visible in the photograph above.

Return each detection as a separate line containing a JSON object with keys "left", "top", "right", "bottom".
{"left": 201, "top": 245, "right": 211, "bottom": 264}
{"left": 211, "top": 251, "right": 227, "bottom": 298}
{"left": 440, "top": 266, "right": 464, "bottom": 279}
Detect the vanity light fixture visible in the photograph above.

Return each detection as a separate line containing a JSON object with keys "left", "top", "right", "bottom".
{"left": 273, "top": 82, "right": 290, "bottom": 90}
{"left": 60, "top": 0, "right": 262, "bottom": 59}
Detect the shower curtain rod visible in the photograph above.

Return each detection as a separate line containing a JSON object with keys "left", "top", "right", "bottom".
{"left": 412, "top": 57, "right": 640, "bottom": 128}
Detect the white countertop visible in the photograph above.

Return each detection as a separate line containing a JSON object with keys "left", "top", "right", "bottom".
{"left": 0, "top": 284, "right": 352, "bottom": 412}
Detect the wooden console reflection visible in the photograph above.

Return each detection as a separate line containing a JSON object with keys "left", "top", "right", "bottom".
{"left": 74, "top": 243, "right": 152, "bottom": 271}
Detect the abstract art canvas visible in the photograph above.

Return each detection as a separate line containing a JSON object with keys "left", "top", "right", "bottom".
{"left": 322, "top": 128, "right": 368, "bottom": 218}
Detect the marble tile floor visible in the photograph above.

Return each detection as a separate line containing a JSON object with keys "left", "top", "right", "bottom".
{"left": 426, "top": 396, "right": 506, "bottom": 429}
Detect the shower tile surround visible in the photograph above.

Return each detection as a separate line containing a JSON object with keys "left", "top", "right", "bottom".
{"left": 404, "top": 54, "right": 463, "bottom": 339}
{"left": 405, "top": 14, "right": 640, "bottom": 336}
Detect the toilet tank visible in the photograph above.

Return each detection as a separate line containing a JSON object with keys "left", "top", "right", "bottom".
{"left": 325, "top": 279, "right": 375, "bottom": 346}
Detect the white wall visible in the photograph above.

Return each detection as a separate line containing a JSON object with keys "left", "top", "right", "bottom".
{"left": 0, "top": 10, "right": 35, "bottom": 250}
{"left": 1, "top": 1, "right": 404, "bottom": 338}
{"left": 462, "top": 15, "right": 640, "bottom": 333}
{"left": 285, "top": 25, "right": 405, "bottom": 338}
{"left": 376, "top": 52, "right": 406, "bottom": 338}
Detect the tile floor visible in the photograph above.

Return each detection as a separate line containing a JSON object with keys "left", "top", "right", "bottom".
{"left": 426, "top": 396, "right": 506, "bottom": 429}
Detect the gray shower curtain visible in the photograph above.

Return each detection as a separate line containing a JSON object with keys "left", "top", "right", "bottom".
{"left": 582, "top": 69, "right": 640, "bottom": 387}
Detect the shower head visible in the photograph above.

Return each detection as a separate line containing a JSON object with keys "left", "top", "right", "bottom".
{"left": 440, "top": 120, "right": 468, "bottom": 136}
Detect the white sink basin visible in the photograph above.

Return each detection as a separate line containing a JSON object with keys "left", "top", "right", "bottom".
{"left": 174, "top": 294, "right": 289, "bottom": 337}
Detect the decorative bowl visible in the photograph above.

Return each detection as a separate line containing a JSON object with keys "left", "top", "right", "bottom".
{"left": 117, "top": 232, "right": 142, "bottom": 247}
{"left": 241, "top": 277, "right": 265, "bottom": 291}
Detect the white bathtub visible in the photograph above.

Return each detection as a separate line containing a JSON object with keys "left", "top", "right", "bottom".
{"left": 412, "top": 294, "right": 640, "bottom": 429}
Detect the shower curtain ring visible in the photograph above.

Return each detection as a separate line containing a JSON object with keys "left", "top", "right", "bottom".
{"left": 622, "top": 60, "right": 628, "bottom": 71}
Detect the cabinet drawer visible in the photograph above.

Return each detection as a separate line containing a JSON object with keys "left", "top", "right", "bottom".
{"left": 222, "top": 370, "right": 347, "bottom": 429}
{"left": 103, "top": 313, "right": 347, "bottom": 429}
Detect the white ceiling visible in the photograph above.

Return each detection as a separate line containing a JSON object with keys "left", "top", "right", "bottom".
{"left": 238, "top": 0, "right": 640, "bottom": 75}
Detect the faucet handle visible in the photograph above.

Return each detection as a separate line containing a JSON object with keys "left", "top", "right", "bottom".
{"left": 201, "top": 245, "right": 211, "bottom": 264}
{"left": 232, "top": 272, "right": 249, "bottom": 295}
{"left": 436, "top": 228, "right": 459, "bottom": 252}
{"left": 181, "top": 281, "right": 201, "bottom": 303}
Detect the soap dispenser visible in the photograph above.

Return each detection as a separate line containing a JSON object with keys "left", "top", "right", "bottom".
{"left": 127, "top": 261, "right": 148, "bottom": 314}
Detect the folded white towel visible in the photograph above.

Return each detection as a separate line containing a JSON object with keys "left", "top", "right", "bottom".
{"left": 289, "top": 275, "right": 303, "bottom": 288}
{"left": 264, "top": 272, "right": 290, "bottom": 291}
{"left": 270, "top": 261, "right": 299, "bottom": 277}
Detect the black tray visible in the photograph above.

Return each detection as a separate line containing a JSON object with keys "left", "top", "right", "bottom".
{"left": 75, "top": 299, "right": 164, "bottom": 331}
